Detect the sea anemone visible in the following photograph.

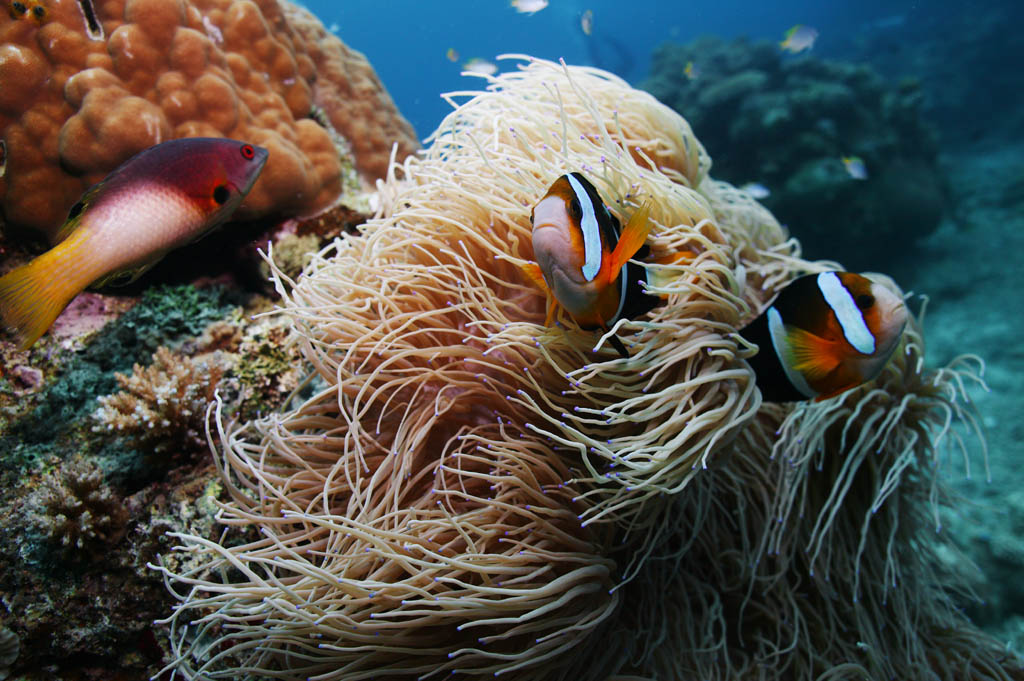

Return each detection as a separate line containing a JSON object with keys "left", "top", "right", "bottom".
{"left": 152, "top": 57, "right": 1010, "bottom": 680}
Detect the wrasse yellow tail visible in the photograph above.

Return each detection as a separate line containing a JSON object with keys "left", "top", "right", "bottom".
{"left": 0, "top": 230, "right": 102, "bottom": 349}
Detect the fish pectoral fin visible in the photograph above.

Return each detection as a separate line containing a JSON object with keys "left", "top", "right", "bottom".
{"left": 53, "top": 185, "right": 100, "bottom": 245}
{"left": 606, "top": 201, "right": 653, "bottom": 281}
{"left": 782, "top": 326, "right": 840, "bottom": 380}
{"left": 521, "top": 261, "right": 550, "bottom": 293}
{"left": 520, "top": 261, "right": 557, "bottom": 326}
{"left": 91, "top": 263, "right": 151, "bottom": 289}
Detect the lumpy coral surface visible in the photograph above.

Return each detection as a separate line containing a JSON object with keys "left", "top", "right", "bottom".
{"left": 0, "top": 0, "right": 418, "bottom": 240}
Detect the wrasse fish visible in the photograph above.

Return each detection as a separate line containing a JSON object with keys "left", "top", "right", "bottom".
{"left": 463, "top": 57, "right": 498, "bottom": 76}
{"left": 740, "top": 271, "right": 908, "bottom": 402}
{"left": 522, "top": 172, "right": 666, "bottom": 357}
{"left": 842, "top": 156, "right": 868, "bottom": 180}
{"left": 779, "top": 24, "right": 818, "bottom": 53}
{"left": 740, "top": 182, "right": 770, "bottom": 199}
{"left": 580, "top": 9, "right": 594, "bottom": 36}
{"left": 0, "top": 137, "right": 268, "bottom": 349}
{"left": 511, "top": 0, "right": 548, "bottom": 14}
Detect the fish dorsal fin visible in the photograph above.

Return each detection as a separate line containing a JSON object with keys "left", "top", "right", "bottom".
{"left": 605, "top": 201, "right": 652, "bottom": 283}
{"left": 53, "top": 185, "right": 100, "bottom": 245}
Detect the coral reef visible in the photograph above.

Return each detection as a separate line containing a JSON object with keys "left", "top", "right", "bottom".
{"left": 151, "top": 57, "right": 1020, "bottom": 680}
{"left": 0, "top": 0, "right": 417, "bottom": 240}
{"left": 92, "top": 346, "right": 226, "bottom": 456}
{"left": 642, "top": 36, "right": 946, "bottom": 269}
{"left": 35, "top": 458, "right": 129, "bottom": 558}
{"left": 0, "top": 627, "right": 17, "bottom": 681}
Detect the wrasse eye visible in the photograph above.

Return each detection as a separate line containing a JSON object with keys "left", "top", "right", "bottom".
{"left": 569, "top": 198, "right": 582, "bottom": 220}
{"left": 240, "top": 144, "right": 255, "bottom": 160}
{"left": 212, "top": 184, "right": 231, "bottom": 205}
{"left": 856, "top": 294, "right": 875, "bottom": 309}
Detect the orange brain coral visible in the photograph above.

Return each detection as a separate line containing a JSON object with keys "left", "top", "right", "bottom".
{"left": 0, "top": 0, "right": 418, "bottom": 240}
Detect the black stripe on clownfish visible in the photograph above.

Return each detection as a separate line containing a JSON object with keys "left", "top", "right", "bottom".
{"left": 521, "top": 172, "right": 661, "bottom": 357}
{"left": 739, "top": 271, "right": 908, "bottom": 402}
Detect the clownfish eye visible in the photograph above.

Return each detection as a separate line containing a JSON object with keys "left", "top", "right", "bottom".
{"left": 240, "top": 143, "right": 255, "bottom": 160}
{"left": 212, "top": 184, "right": 231, "bottom": 205}
{"left": 856, "top": 294, "right": 875, "bottom": 309}
{"left": 569, "top": 198, "right": 582, "bottom": 220}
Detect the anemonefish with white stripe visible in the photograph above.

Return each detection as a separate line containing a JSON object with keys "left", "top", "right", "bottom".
{"left": 740, "top": 271, "right": 908, "bottom": 402}
{"left": 521, "top": 173, "right": 662, "bottom": 357}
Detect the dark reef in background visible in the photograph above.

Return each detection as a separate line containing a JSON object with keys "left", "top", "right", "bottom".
{"left": 641, "top": 36, "right": 947, "bottom": 270}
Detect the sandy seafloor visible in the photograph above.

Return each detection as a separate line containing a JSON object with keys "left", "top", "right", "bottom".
{"left": 889, "top": 137, "right": 1024, "bottom": 650}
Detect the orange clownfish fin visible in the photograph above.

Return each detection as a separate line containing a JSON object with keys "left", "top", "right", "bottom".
{"left": 781, "top": 325, "right": 841, "bottom": 380}
{"left": 521, "top": 260, "right": 558, "bottom": 327}
{"left": 605, "top": 201, "right": 653, "bottom": 282}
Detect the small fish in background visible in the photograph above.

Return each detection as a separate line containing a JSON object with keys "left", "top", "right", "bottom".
{"left": 0, "top": 138, "right": 268, "bottom": 349}
{"left": 580, "top": 9, "right": 593, "bottom": 36}
{"left": 511, "top": 0, "right": 548, "bottom": 14}
{"left": 328, "top": 22, "right": 339, "bottom": 34}
{"left": 446, "top": 47, "right": 460, "bottom": 63}
{"left": 779, "top": 24, "right": 819, "bottom": 53}
{"left": 740, "top": 182, "right": 771, "bottom": 199}
{"left": 684, "top": 60, "right": 701, "bottom": 81}
{"left": 739, "top": 271, "right": 908, "bottom": 402}
{"left": 522, "top": 173, "right": 670, "bottom": 357}
{"left": 463, "top": 58, "right": 498, "bottom": 76}
{"left": 842, "top": 156, "right": 869, "bottom": 180}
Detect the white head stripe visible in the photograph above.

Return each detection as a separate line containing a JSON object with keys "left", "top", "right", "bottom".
{"left": 818, "top": 272, "right": 875, "bottom": 354}
{"left": 767, "top": 307, "right": 816, "bottom": 398}
{"left": 566, "top": 174, "right": 602, "bottom": 282}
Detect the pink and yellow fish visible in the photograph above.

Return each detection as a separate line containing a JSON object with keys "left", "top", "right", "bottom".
{"left": 779, "top": 24, "right": 819, "bottom": 53}
{"left": 0, "top": 137, "right": 268, "bottom": 349}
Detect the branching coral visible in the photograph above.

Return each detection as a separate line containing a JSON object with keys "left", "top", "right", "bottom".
{"left": 92, "top": 346, "right": 224, "bottom": 456}
{"left": 36, "top": 458, "right": 129, "bottom": 558}
{"left": 150, "top": 57, "right": 1019, "bottom": 681}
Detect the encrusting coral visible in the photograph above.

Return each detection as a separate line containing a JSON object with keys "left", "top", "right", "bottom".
{"left": 0, "top": 0, "right": 418, "bottom": 240}
{"left": 92, "top": 345, "right": 225, "bottom": 456}
{"left": 152, "top": 57, "right": 1020, "bottom": 680}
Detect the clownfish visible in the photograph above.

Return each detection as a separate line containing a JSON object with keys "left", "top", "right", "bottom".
{"left": 0, "top": 137, "right": 268, "bottom": 349}
{"left": 739, "top": 271, "right": 908, "bottom": 402}
{"left": 521, "top": 173, "right": 662, "bottom": 357}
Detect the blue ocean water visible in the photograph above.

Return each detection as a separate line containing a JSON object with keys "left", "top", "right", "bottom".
{"left": 308, "top": 0, "right": 933, "bottom": 139}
